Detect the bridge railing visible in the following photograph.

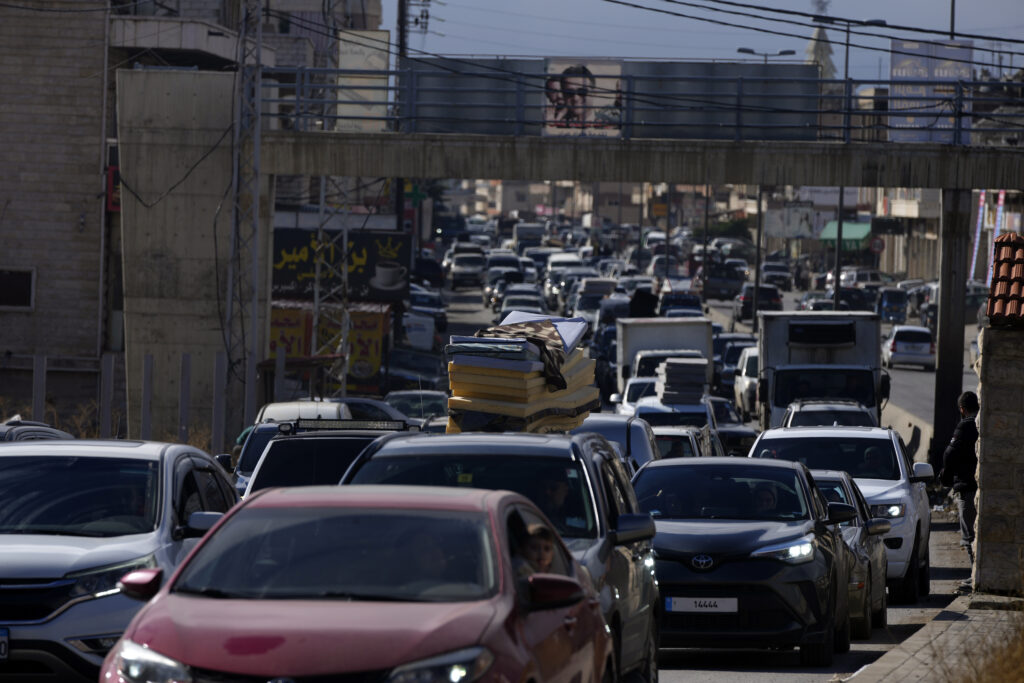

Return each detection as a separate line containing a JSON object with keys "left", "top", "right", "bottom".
{"left": 260, "top": 67, "right": 1024, "bottom": 146}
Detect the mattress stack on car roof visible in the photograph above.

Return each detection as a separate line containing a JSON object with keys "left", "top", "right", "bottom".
{"left": 444, "top": 313, "right": 598, "bottom": 433}
{"left": 655, "top": 357, "right": 708, "bottom": 404}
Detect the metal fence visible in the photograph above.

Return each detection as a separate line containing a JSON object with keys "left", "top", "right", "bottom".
{"left": 260, "top": 66, "right": 1024, "bottom": 146}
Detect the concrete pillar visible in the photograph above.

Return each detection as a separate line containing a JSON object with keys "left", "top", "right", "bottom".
{"left": 974, "top": 327, "right": 1024, "bottom": 594}
{"left": 929, "top": 189, "right": 971, "bottom": 470}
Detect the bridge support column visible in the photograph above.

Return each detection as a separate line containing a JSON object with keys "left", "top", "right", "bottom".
{"left": 929, "top": 188, "right": 971, "bottom": 470}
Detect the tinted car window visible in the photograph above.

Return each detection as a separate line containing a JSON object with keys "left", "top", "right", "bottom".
{"left": 174, "top": 508, "right": 496, "bottom": 601}
{"left": 655, "top": 435, "right": 696, "bottom": 459}
{"left": 0, "top": 456, "right": 159, "bottom": 536}
{"left": 754, "top": 437, "right": 900, "bottom": 480}
{"left": 250, "top": 437, "right": 379, "bottom": 493}
{"left": 723, "top": 344, "right": 753, "bottom": 364}
{"left": 789, "top": 410, "right": 875, "bottom": 427}
{"left": 194, "top": 467, "right": 231, "bottom": 513}
{"left": 348, "top": 455, "right": 597, "bottom": 539}
{"left": 744, "top": 354, "right": 758, "bottom": 376}
{"left": 634, "top": 464, "right": 809, "bottom": 521}
{"left": 894, "top": 330, "right": 932, "bottom": 344}
{"left": 238, "top": 428, "right": 278, "bottom": 474}
{"left": 626, "top": 380, "right": 657, "bottom": 403}
{"left": 635, "top": 411, "right": 707, "bottom": 428}
{"left": 453, "top": 255, "right": 484, "bottom": 268}
{"left": 773, "top": 369, "right": 875, "bottom": 408}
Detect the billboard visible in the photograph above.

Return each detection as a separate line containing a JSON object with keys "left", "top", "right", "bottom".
{"left": 889, "top": 40, "right": 973, "bottom": 143}
{"left": 764, "top": 202, "right": 816, "bottom": 238}
{"left": 336, "top": 30, "right": 390, "bottom": 133}
{"left": 272, "top": 228, "right": 412, "bottom": 302}
{"left": 544, "top": 60, "right": 622, "bottom": 137}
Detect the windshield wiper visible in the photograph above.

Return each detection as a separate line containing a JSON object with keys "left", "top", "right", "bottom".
{"left": 316, "top": 591, "right": 428, "bottom": 602}
{"left": 175, "top": 586, "right": 249, "bottom": 599}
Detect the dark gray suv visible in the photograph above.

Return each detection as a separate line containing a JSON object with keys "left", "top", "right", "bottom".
{"left": 341, "top": 431, "right": 660, "bottom": 682}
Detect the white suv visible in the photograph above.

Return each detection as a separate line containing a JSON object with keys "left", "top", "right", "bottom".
{"left": 748, "top": 427, "right": 934, "bottom": 603}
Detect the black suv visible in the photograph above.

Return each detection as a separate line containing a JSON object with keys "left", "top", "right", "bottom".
{"left": 0, "top": 417, "right": 74, "bottom": 441}
{"left": 341, "top": 432, "right": 660, "bottom": 681}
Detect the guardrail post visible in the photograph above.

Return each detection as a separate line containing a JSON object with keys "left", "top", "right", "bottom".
{"left": 623, "top": 75, "right": 634, "bottom": 140}
{"left": 843, "top": 78, "right": 852, "bottom": 143}
{"left": 735, "top": 77, "right": 744, "bottom": 142}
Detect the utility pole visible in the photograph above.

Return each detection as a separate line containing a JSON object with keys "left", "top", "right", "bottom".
{"left": 395, "top": 0, "right": 408, "bottom": 232}
{"left": 753, "top": 185, "right": 764, "bottom": 333}
{"left": 702, "top": 183, "right": 710, "bottom": 297}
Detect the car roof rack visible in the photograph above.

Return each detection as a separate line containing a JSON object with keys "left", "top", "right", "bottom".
{"left": 279, "top": 419, "right": 414, "bottom": 434}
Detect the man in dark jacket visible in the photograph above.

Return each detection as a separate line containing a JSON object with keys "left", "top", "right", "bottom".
{"left": 940, "top": 391, "right": 979, "bottom": 565}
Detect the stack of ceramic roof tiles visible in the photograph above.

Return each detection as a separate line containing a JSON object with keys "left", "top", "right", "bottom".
{"left": 655, "top": 357, "right": 709, "bottom": 404}
{"left": 987, "top": 232, "right": 1024, "bottom": 327}
{"left": 445, "top": 314, "right": 598, "bottom": 433}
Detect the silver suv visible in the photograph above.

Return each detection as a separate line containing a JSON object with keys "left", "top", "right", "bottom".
{"left": 748, "top": 427, "right": 934, "bottom": 603}
{"left": 0, "top": 440, "right": 236, "bottom": 681}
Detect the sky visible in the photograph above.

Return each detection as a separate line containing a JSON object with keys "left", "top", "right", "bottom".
{"left": 380, "top": 0, "right": 1024, "bottom": 82}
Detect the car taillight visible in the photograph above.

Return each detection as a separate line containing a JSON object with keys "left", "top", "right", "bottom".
{"left": 890, "top": 341, "right": 897, "bottom": 352}
{"left": 930, "top": 342, "right": 936, "bottom": 354}
{"left": 772, "top": 297, "right": 781, "bottom": 304}
{"left": 739, "top": 295, "right": 748, "bottom": 302}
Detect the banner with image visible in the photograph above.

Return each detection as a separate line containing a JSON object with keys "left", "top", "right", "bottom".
{"left": 544, "top": 60, "right": 622, "bottom": 137}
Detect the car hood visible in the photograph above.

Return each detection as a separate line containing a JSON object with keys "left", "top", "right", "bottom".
{"left": 851, "top": 478, "right": 907, "bottom": 503}
{"left": 1, "top": 533, "right": 159, "bottom": 577}
{"left": 129, "top": 594, "right": 498, "bottom": 676}
{"left": 651, "top": 519, "right": 813, "bottom": 557}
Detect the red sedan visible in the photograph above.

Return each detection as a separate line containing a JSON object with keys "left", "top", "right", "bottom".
{"left": 100, "top": 485, "right": 612, "bottom": 683}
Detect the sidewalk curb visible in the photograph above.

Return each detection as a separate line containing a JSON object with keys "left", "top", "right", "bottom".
{"left": 845, "top": 595, "right": 972, "bottom": 682}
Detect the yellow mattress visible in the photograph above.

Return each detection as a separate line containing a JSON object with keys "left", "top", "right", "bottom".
{"left": 450, "top": 362, "right": 595, "bottom": 402}
{"left": 448, "top": 385, "right": 600, "bottom": 419}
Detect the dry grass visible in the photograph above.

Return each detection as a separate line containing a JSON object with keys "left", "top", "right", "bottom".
{"left": 936, "top": 607, "right": 1024, "bottom": 683}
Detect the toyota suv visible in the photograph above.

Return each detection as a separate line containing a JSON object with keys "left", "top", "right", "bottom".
{"left": 748, "top": 427, "right": 934, "bottom": 603}
{"left": 341, "top": 432, "right": 660, "bottom": 681}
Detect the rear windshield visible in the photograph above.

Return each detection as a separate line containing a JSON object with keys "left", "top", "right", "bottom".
{"left": 250, "top": 437, "right": 378, "bottom": 493}
{"left": 348, "top": 455, "right": 597, "bottom": 539}
{"left": 626, "top": 380, "right": 657, "bottom": 403}
{"left": 894, "top": 330, "right": 932, "bottom": 344}
{"left": 635, "top": 410, "right": 708, "bottom": 428}
{"left": 655, "top": 434, "right": 696, "bottom": 459}
{"left": 789, "top": 410, "right": 876, "bottom": 427}
{"left": 238, "top": 428, "right": 279, "bottom": 474}
{"left": 454, "top": 255, "right": 484, "bottom": 267}
{"left": 634, "top": 463, "right": 809, "bottom": 521}
{"left": 753, "top": 437, "right": 900, "bottom": 480}
{"left": 773, "top": 369, "right": 875, "bottom": 408}
{"left": 724, "top": 344, "right": 753, "bottom": 364}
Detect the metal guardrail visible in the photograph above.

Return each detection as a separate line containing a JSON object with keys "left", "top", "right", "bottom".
{"left": 260, "top": 67, "right": 1024, "bottom": 146}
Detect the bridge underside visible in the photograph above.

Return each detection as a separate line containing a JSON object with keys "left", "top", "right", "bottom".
{"left": 263, "top": 131, "right": 1021, "bottom": 189}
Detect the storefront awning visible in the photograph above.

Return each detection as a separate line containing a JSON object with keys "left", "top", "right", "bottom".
{"left": 820, "top": 221, "right": 872, "bottom": 250}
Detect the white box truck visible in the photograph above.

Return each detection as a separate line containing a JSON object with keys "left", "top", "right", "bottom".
{"left": 757, "top": 311, "right": 890, "bottom": 430}
{"left": 615, "top": 317, "right": 714, "bottom": 393}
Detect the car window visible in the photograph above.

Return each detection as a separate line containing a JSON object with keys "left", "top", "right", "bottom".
{"left": 894, "top": 330, "right": 932, "bottom": 344}
{"left": 192, "top": 465, "right": 231, "bottom": 513}
{"left": 634, "top": 463, "right": 809, "bottom": 521}
{"left": 348, "top": 454, "right": 598, "bottom": 539}
{"left": 250, "top": 437, "right": 377, "bottom": 493}
{"left": 347, "top": 403, "right": 393, "bottom": 421}
{"left": 507, "top": 507, "right": 572, "bottom": 578}
{"left": 174, "top": 508, "right": 497, "bottom": 602}
{"left": 712, "top": 400, "right": 741, "bottom": 425}
{"left": 0, "top": 456, "right": 159, "bottom": 537}
{"left": 636, "top": 410, "right": 708, "bottom": 428}
{"left": 753, "top": 437, "right": 901, "bottom": 480}
{"left": 655, "top": 434, "right": 696, "bottom": 459}
{"left": 815, "top": 480, "right": 853, "bottom": 526}
{"left": 177, "top": 471, "right": 204, "bottom": 523}
{"left": 237, "top": 427, "right": 278, "bottom": 474}
{"left": 626, "top": 380, "right": 657, "bottom": 403}
{"left": 789, "top": 410, "right": 875, "bottom": 427}
{"left": 744, "top": 354, "right": 758, "bottom": 376}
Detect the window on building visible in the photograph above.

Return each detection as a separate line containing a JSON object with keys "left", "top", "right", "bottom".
{"left": 0, "top": 269, "right": 34, "bottom": 309}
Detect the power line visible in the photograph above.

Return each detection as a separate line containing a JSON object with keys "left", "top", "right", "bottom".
{"left": 0, "top": 0, "right": 149, "bottom": 12}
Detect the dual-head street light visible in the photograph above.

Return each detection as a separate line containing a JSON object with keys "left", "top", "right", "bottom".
{"left": 736, "top": 47, "right": 797, "bottom": 64}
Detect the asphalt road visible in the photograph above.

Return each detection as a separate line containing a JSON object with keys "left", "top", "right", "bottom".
{"left": 442, "top": 283, "right": 972, "bottom": 682}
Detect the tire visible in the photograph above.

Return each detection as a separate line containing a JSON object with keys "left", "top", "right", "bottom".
{"left": 834, "top": 607, "right": 851, "bottom": 654}
{"left": 852, "top": 573, "right": 873, "bottom": 640}
{"left": 891, "top": 536, "right": 921, "bottom": 604}
{"left": 799, "top": 619, "right": 835, "bottom": 667}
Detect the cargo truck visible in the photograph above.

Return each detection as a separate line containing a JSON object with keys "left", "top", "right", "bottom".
{"left": 512, "top": 222, "right": 547, "bottom": 255}
{"left": 615, "top": 317, "right": 714, "bottom": 394}
{"left": 757, "top": 311, "right": 890, "bottom": 430}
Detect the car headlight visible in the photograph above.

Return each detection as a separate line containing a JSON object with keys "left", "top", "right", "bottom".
{"left": 870, "top": 503, "right": 905, "bottom": 519}
{"left": 386, "top": 647, "right": 494, "bottom": 683}
{"left": 750, "top": 534, "right": 816, "bottom": 564}
{"left": 67, "top": 555, "right": 157, "bottom": 599}
{"left": 111, "top": 639, "right": 193, "bottom": 683}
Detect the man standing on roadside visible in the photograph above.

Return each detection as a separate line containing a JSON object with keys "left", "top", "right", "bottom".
{"left": 940, "top": 391, "right": 979, "bottom": 569}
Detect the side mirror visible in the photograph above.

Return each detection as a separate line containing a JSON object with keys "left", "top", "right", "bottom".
{"left": 910, "top": 461, "right": 934, "bottom": 483}
{"left": 826, "top": 502, "right": 858, "bottom": 525}
{"left": 118, "top": 568, "right": 163, "bottom": 602}
{"left": 880, "top": 373, "right": 891, "bottom": 401}
{"left": 609, "top": 393, "right": 623, "bottom": 404}
{"left": 526, "top": 573, "right": 585, "bottom": 611}
{"left": 611, "top": 513, "right": 656, "bottom": 545}
{"left": 865, "top": 518, "right": 892, "bottom": 536}
{"left": 215, "top": 453, "right": 234, "bottom": 473}
{"left": 175, "top": 511, "right": 223, "bottom": 540}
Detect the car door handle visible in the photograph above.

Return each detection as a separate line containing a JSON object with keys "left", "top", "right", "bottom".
{"left": 563, "top": 616, "right": 578, "bottom": 629}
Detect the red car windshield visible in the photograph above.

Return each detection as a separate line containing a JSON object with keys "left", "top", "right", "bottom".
{"left": 174, "top": 508, "right": 497, "bottom": 602}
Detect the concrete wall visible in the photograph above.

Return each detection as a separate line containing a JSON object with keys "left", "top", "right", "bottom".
{"left": 116, "top": 69, "right": 272, "bottom": 444}
{"left": 0, "top": 4, "right": 106, "bottom": 358}
{"left": 974, "top": 327, "right": 1024, "bottom": 595}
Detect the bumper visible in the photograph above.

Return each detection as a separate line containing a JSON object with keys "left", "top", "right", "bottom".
{"left": 654, "top": 557, "right": 832, "bottom": 649}
{"left": 881, "top": 516, "right": 914, "bottom": 579}
{"left": 5, "top": 592, "right": 144, "bottom": 681}
{"left": 888, "top": 351, "right": 934, "bottom": 367}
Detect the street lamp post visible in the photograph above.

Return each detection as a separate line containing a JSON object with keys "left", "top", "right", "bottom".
{"left": 736, "top": 47, "right": 796, "bottom": 64}
{"left": 811, "top": 16, "right": 886, "bottom": 309}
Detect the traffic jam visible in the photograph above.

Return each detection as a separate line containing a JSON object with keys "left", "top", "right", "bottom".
{"left": 3, "top": 222, "right": 944, "bottom": 683}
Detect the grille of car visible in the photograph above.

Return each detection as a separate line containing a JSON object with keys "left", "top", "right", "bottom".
{"left": 663, "top": 609, "right": 793, "bottom": 632}
{"left": 192, "top": 668, "right": 389, "bottom": 683}
{"left": 0, "top": 578, "right": 77, "bottom": 622}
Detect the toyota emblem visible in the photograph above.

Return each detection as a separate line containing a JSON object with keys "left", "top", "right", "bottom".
{"left": 691, "top": 554, "right": 714, "bottom": 570}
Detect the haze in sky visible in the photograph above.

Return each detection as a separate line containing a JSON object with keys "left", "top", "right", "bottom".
{"left": 381, "top": 0, "right": 1024, "bottom": 82}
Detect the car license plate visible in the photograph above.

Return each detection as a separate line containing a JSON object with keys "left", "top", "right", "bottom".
{"left": 0, "top": 627, "right": 8, "bottom": 660}
{"left": 666, "top": 597, "right": 738, "bottom": 613}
